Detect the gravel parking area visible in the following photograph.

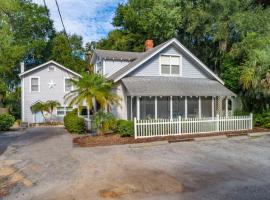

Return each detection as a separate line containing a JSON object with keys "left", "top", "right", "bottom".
{"left": 1, "top": 127, "right": 270, "bottom": 200}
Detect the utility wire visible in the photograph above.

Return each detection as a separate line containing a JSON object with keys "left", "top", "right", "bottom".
{"left": 54, "top": 0, "right": 69, "bottom": 38}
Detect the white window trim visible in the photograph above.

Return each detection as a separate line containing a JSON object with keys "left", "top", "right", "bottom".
{"left": 64, "top": 77, "right": 73, "bottom": 93}
{"left": 159, "top": 54, "right": 182, "bottom": 76}
{"left": 30, "top": 76, "right": 40, "bottom": 93}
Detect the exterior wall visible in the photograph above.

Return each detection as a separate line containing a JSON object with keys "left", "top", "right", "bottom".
{"left": 111, "top": 82, "right": 128, "bottom": 119}
{"left": 129, "top": 44, "right": 210, "bottom": 79}
{"left": 21, "top": 63, "right": 77, "bottom": 123}
{"left": 104, "top": 60, "right": 130, "bottom": 77}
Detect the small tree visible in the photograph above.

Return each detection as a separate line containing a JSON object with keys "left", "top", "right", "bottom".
{"left": 31, "top": 102, "right": 49, "bottom": 121}
{"left": 46, "top": 100, "right": 61, "bottom": 122}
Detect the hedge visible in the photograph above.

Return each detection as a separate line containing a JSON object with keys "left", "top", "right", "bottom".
{"left": 0, "top": 113, "right": 15, "bottom": 131}
{"left": 116, "top": 119, "right": 134, "bottom": 137}
{"left": 64, "top": 109, "right": 85, "bottom": 134}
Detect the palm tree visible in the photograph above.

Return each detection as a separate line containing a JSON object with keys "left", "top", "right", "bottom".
{"left": 64, "top": 73, "right": 120, "bottom": 113}
{"left": 46, "top": 100, "right": 61, "bottom": 122}
{"left": 31, "top": 102, "right": 49, "bottom": 121}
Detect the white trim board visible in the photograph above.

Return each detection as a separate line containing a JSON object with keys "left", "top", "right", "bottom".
{"left": 113, "top": 38, "right": 224, "bottom": 84}
{"left": 19, "top": 60, "right": 82, "bottom": 78}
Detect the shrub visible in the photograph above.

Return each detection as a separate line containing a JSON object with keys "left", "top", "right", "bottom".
{"left": 64, "top": 109, "right": 85, "bottom": 134}
{"left": 92, "top": 111, "right": 116, "bottom": 134}
{"left": 0, "top": 113, "right": 15, "bottom": 131}
{"left": 254, "top": 110, "right": 270, "bottom": 128}
{"left": 116, "top": 119, "right": 134, "bottom": 137}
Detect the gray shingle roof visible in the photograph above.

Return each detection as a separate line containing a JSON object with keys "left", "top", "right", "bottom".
{"left": 95, "top": 49, "right": 142, "bottom": 61}
{"left": 108, "top": 39, "right": 173, "bottom": 81}
{"left": 122, "top": 76, "right": 236, "bottom": 97}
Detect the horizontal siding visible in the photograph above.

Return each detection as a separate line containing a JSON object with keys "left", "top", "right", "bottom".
{"left": 22, "top": 63, "right": 77, "bottom": 123}
{"left": 129, "top": 44, "right": 210, "bottom": 79}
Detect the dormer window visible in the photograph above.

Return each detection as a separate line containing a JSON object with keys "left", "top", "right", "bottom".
{"left": 160, "top": 55, "right": 181, "bottom": 76}
{"left": 48, "top": 66, "right": 55, "bottom": 72}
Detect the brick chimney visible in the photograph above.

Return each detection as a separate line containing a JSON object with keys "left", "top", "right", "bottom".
{"left": 145, "top": 39, "right": 154, "bottom": 51}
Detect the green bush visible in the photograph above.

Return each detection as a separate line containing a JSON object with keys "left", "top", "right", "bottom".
{"left": 64, "top": 109, "right": 85, "bottom": 134}
{"left": 0, "top": 113, "right": 15, "bottom": 131}
{"left": 116, "top": 119, "right": 134, "bottom": 137}
{"left": 92, "top": 111, "right": 116, "bottom": 134}
{"left": 254, "top": 110, "right": 270, "bottom": 128}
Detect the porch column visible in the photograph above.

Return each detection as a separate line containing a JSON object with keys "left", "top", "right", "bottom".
{"left": 225, "top": 97, "right": 228, "bottom": 117}
{"left": 185, "top": 96, "right": 188, "bottom": 119}
{"left": 198, "top": 97, "right": 201, "bottom": 118}
{"left": 212, "top": 97, "right": 215, "bottom": 118}
{"left": 131, "top": 96, "right": 133, "bottom": 119}
{"left": 136, "top": 96, "right": 140, "bottom": 120}
{"left": 155, "top": 96, "right": 157, "bottom": 119}
{"left": 170, "top": 96, "right": 173, "bottom": 119}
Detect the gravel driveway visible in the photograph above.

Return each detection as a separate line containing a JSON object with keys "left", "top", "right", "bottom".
{"left": 1, "top": 127, "right": 270, "bottom": 200}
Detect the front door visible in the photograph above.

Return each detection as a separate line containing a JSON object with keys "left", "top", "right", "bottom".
{"left": 33, "top": 112, "right": 44, "bottom": 123}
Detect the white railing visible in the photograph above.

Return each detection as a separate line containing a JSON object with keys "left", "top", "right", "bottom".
{"left": 134, "top": 114, "right": 253, "bottom": 139}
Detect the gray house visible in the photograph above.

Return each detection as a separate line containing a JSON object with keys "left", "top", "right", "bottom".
{"left": 91, "top": 38, "right": 236, "bottom": 120}
{"left": 20, "top": 38, "right": 235, "bottom": 124}
{"left": 19, "top": 61, "right": 81, "bottom": 123}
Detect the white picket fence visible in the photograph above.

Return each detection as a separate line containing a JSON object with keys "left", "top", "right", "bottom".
{"left": 134, "top": 114, "right": 253, "bottom": 139}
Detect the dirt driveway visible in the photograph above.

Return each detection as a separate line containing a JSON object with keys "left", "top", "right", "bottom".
{"left": 1, "top": 127, "right": 270, "bottom": 200}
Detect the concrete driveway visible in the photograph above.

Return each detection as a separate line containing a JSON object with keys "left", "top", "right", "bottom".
{"left": 1, "top": 127, "right": 270, "bottom": 200}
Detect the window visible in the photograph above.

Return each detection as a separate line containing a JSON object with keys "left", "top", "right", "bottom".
{"left": 157, "top": 97, "right": 170, "bottom": 119}
{"left": 57, "top": 107, "right": 73, "bottom": 116}
{"left": 201, "top": 97, "right": 212, "bottom": 117}
{"left": 31, "top": 77, "right": 39, "bottom": 92}
{"left": 96, "top": 60, "right": 103, "bottom": 74}
{"left": 172, "top": 97, "right": 185, "bottom": 118}
{"left": 48, "top": 66, "right": 55, "bottom": 72}
{"left": 187, "top": 97, "right": 199, "bottom": 118}
{"left": 57, "top": 107, "right": 65, "bottom": 116}
{"left": 140, "top": 97, "right": 155, "bottom": 119}
{"left": 65, "top": 78, "right": 73, "bottom": 92}
{"left": 160, "top": 55, "right": 181, "bottom": 75}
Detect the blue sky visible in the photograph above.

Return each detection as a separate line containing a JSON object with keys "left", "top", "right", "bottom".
{"left": 33, "top": 0, "right": 126, "bottom": 43}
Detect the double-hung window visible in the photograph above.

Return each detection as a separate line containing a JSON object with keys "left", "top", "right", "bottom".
{"left": 160, "top": 55, "right": 181, "bottom": 76}
{"left": 30, "top": 77, "right": 40, "bottom": 92}
{"left": 64, "top": 78, "right": 73, "bottom": 92}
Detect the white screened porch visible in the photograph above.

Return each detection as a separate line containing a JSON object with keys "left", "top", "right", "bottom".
{"left": 127, "top": 96, "right": 233, "bottom": 120}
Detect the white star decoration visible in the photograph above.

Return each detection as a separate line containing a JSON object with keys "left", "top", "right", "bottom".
{"left": 48, "top": 80, "right": 56, "bottom": 89}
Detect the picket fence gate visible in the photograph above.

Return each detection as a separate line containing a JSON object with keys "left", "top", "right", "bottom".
{"left": 134, "top": 114, "right": 253, "bottom": 139}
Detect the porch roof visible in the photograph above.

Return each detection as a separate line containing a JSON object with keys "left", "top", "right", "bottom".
{"left": 122, "top": 76, "right": 236, "bottom": 97}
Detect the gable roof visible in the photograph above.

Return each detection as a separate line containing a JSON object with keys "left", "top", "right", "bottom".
{"left": 95, "top": 49, "right": 141, "bottom": 61}
{"left": 108, "top": 38, "right": 224, "bottom": 84}
{"left": 19, "top": 60, "right": 82, "bottom": 78}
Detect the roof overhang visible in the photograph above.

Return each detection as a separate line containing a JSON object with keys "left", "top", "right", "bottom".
{"left": 122, "top": 76, "right": 236, "bottom": 97}
{"left": 19, "top": 60, "right": 82, "bottom": 78}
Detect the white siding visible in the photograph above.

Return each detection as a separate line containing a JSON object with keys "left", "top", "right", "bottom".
{"left": 111, "top": 82, "right": 127, "bottom": 119}
{"left": 129, "top": 45, "right": 210, "bottom": 79}
{"left": 22, "top": 63, "right": 77, "bottom": 123}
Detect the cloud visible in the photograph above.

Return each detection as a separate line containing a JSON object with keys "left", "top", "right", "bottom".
{"left": 33, "top": 0, "right": 126, "bottom": 44}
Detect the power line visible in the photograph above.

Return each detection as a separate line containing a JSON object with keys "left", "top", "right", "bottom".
{"left": 54, "top": 0, "right": 68, "bottom": 38}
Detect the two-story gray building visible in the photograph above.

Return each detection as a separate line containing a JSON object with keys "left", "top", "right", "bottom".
{"left": 20, "top": 38, "right": 235, "bottom": 124}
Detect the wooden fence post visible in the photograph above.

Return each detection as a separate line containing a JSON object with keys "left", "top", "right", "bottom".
{"left": 134, "top": 117, "right": 137, "bottom": 139}
{"left": 250, "top": 113, "right": 253, "bottom": 130}
{"left": 179, "top": 116, "right": 182, "bottom": 134}
{"left": 216, "top": 114, "right": 219, "bottom": 132}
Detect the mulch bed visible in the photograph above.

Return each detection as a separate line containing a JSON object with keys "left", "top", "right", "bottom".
{"left": 73, "top": 127, "right": 270, "bottom": 147}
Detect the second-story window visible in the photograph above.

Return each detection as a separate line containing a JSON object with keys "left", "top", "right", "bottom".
{"left": 160, "top": 55, "right": 181, "bottom": 76}
{"left": 96, "top": 60, "right": 103, "bottom": 74}
{"left": 31, "top": 77, "right": 40, "bottom": 92}
{"left": 65, "top": 78, "right": 73, "bottom": 92}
